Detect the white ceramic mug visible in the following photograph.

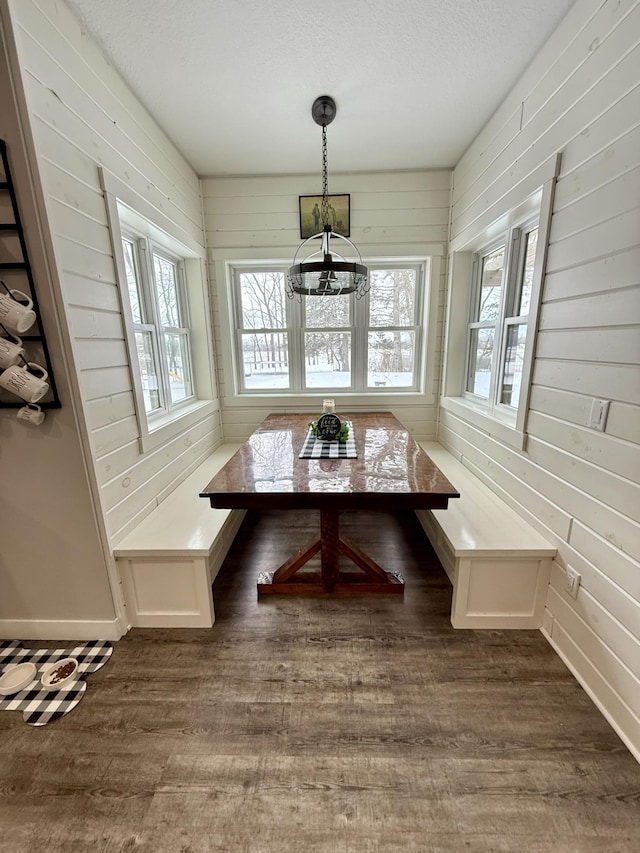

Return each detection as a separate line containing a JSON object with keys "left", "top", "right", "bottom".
{"left": 0, "top": 288, "right": 36, "bottom": 334}
{"left": 0, "top": 331, "right": 24, "bottom": 369}
{"left": 17, "top": 403, "right": 45, "bottom": 425}
{"left": 0, "top": 361, "right": 49, "bottom": 403}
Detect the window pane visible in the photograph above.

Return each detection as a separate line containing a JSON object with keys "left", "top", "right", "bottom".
{"left": 135, "top": 330, "right": 161, "bottom": 412}
{"left": 304, "top": 293, "right": 350, "bottom": 327}
{"left": 369, "top": 269, "right": 415, "bottom": 326}
{"left": 122, "top": 239, "right": 143, "bottom": 323}
{"left": 466, "top": 327, "right": 495, "bottom": 398}
{"left": 239, "top": 272, "right": 286, "bottom": 329}
{"left": 368, "top": 331, "right": 415, "bottom": 387}
{"left": 165, "top": 332, "right": 193, "bottom": 403}
{"left": 153, "top": 254, "right": 180, "bottom": 327}
{"left": 242, "top": 332, "right": 289, "bottom": 389}
{"left": 304, "top": 332, "right": 351, "bottom": 387}
{"left": 500, "top": 323, "right": 527, "bottom": 408}
{"left": 477, "top": 247, "right": 504, "bottom": 322}
{"left": 517, "top": 228, "right": 538, "bottom": 316}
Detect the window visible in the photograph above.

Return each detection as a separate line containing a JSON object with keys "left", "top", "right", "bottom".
{"left": 121, "top": 234, "right": 194, "bottom": 415}
{"left": 500, "top": 227, "right": 538, "bottom": 409}
{"left": 442, "top": 157, "right": 558, "bottom": 449}
{"left": 304, "top": 288, "right": 352, "bottom": 389}
{"left": 465, "top": 222, "right": 538, "bottom": 412}
{"left": 367, "top": 269, "right": 418, "bottom": 389}
{"left": 236, "top": 270, "right": 289, "bottom": 390}
{"left": 231, "top": 262, "right": 426, "bottom": 394}
{"left": 101, "top": 167, "right": 215, "bottom": 452}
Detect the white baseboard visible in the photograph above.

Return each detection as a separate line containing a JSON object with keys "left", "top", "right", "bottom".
{"left": 541, "top": 623, "right": 640, "bottom": 766}
{"left": 0, "top": 616, "right": 127, "bottom": 642}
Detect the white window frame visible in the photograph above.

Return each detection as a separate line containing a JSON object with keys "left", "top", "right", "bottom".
{"left": 441, "top": 155, "right": 559, "bottom": 450}
{"left": 464, "top": 217, "right": 538, "bottom": 416}
{"left": 101, "top": 169, "right": 216, "bottom": 452}
{"left": 228, "top": 260, "right": 428, "bottom": 396}
{"left": 121, "top": 230, "right": 195, "bottom": 417}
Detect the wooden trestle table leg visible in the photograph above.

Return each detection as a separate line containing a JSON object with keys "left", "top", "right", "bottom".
{"left": 256, "top": 509, "right": 404, "bottom": 595}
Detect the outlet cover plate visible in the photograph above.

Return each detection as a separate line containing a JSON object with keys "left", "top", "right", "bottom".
{"left": 589, "top": 399, "right": 610, "bottom": 431}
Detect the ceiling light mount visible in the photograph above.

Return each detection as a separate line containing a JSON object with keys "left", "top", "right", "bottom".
{"left": 287, "top": 96, "right": 368, "bottom": 299}
{"left": 311, "top": 95, "right": 336, "bottom": 127}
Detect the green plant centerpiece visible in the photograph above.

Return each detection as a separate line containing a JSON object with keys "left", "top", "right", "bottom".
{"left": 309, "top": 413, "right": 349, "bottom": 443}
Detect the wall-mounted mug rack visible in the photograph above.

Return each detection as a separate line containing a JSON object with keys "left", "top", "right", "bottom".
{"left": 0, "top": 138, "right": 60, "bottom": 409}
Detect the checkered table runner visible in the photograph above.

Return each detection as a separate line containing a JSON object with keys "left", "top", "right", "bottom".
{"left": 299, "top": 421, "right": 357, "bottom": 459}
{"left": 0, "top": 639, "right": 112, "bottom": 726}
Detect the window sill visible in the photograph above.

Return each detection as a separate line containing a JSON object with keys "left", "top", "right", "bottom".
{"left": 224, "top": 389, "right": 436, "bottom": 408}
{"left": 440, "top": 396, "right": 526, "bottom": 451}
{"left": 139, "top": 399, "right": 216, "bottom": 453}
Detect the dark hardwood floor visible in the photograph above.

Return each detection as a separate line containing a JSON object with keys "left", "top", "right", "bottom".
{"left": 1, "top": 510, "right": 639, "bottom": 852}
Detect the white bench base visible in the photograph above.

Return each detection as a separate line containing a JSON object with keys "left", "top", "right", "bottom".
{"left": 416, "top": 442, "right": 556, "bottom": 629}
{"left": 114, "top": 445, "right": 244, "bottom": 629}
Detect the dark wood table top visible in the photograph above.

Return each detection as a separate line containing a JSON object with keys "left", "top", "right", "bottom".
{"left": 200, "top": 412, "right": 459, "bottom": 512}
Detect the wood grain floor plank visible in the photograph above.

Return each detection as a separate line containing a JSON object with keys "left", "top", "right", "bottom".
{"left": 0, "top": 509, "right": 638, "bottom": 852}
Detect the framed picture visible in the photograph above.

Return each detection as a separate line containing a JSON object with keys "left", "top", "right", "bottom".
{"left": 299, "top": 194, "right": 350, "bottom": 239}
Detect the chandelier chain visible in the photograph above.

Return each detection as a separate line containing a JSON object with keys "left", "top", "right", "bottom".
{"left": 321, "top": 124, "right": 329, "bottom": 228}
{"left": 286, "top": 95, "right": 368, "bottom": 298}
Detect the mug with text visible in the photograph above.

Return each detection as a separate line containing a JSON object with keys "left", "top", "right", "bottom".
{"left": 17, "top": 403, "right": 45, "bottom": 425}
{"left": 0, "top": 331, "right": 24, "bottom": 369}
{"left": 0, "top": 361, "right": 49, "bottom": 403}
{"left": 0, "top": 288, "right": 36, "bottom": 334}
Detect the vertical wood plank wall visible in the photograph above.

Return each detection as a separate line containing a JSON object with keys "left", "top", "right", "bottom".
{"left": 446, "top": 0, "right": 640, "bottom": 757}
{"left": 202, "top": 170, "right": 450, "bottom": 441}
{"left": 10, "top": 0, "right": 221, "bottom": 544}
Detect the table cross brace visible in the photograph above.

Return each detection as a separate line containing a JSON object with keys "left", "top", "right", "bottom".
{"left": 257, "top": 509, "right": 404, "bottom": 595}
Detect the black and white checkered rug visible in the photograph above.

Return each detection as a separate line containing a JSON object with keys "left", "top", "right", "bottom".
{"left": 0, "top": 639, "right": 112, "bottom": 726}
{"left": 299, "top": 421, "right": 357, "bottom": 459}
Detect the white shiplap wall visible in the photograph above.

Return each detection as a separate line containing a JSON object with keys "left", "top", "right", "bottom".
{"left": 202, "top": 170, "right": 450, "bottom": 441}
{"left": 0, "top": 5, "right": 119, "bottom": 637}
{"left": 446, "top": 0, "right": 640, "bottom": 759}
{"left": 10, "top": 0, "right": 221, "bottom": 543}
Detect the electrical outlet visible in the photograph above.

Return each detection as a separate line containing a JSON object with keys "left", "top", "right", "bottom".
{"left": 565, "top": 566, "right": 581, "bottom": 599}
{"left": 589, "top": 399, "right": 610, "bottom": 431}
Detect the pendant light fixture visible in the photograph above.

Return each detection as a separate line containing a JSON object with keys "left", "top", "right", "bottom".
{"left": 287, "top": 96, "right": 368, "bottom": 298}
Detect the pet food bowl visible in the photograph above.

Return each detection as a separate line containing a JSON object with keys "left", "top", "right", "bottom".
{"left": 40, "top": 658, "right": 79, "bottom": 690}
{"left": 0, "top": 662, "right": 37, "bottom": 695}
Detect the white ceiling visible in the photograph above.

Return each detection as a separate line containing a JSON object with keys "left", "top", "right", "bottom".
{"left": 64, "top": 0, "right": 575, "bottom": 177}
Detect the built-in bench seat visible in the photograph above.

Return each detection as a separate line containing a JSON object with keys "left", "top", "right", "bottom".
{"left": 113, "top": 444, "right": 244, "bottom": 628}
{"left": 416, "top": 442, "right": 556, "bottom": 629}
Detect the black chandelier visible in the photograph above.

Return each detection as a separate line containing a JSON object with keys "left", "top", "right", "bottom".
{"left": 286, "top": 96, "right": 368, "bottom": 298}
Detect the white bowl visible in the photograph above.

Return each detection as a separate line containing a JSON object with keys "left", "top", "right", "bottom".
{"left": 0, "top": 662, "right": 37, "bottom": 695}
{"left": 40, "top": 657, "right": 80, "bottom": 690}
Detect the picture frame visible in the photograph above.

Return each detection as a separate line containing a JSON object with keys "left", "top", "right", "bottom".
{"left": 299, "top": 194, "right": 350, "bottom": 239}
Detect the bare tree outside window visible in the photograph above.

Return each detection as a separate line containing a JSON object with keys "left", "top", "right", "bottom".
{"left": 122, "top": 238, "right": 162, "bottom": 412}
{"left": 465, "top": 220, "right": 540, "bottom": 407}
{"left": 304, "top": 294, "right": 351, "bottom": 386}
{"left": 367, "top": 269, "right": 417, "bottom": 387}
{"left": 239, "top": 272, "right": 289, "bottom": 388}
{"left": 466, "top": 246, "right": 504, "bottom": 397}
{"left": 152, "top": 252, "right": 192, "bottom": 403}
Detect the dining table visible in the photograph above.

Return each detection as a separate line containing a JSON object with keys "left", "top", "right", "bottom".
{"left": 199, "top": 412, "right": 459, "bottom": 596}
